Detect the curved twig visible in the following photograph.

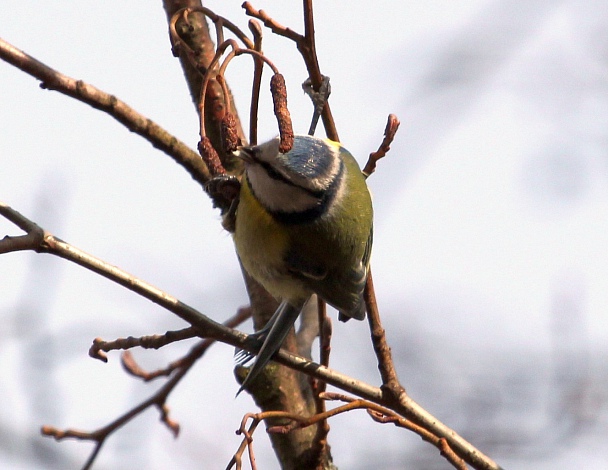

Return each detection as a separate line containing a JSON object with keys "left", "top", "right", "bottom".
{"left": 234, "top": 394, "right": 468, "bottom": 470}
{"left": 169, "top": 6, "right": 255, "bottom": 53}
{"left": 197, "top": 38, "right": 279, "bottom": 141}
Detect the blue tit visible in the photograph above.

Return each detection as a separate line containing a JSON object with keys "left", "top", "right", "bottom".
{"left": 233, "top": 134, "right": 373, "bottom": 394}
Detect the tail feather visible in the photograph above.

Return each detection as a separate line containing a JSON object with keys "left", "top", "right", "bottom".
{"left": 237, "top": 301, "right": 303, "bottom": 395}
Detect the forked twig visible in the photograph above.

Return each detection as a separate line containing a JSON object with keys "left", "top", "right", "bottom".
{"left": 89, "top": 326, "right": 200, "bottom": 363}
{"left": 322, "top": 392, "right": 468, "bottom": 470}
{"left": 230, "top": 392, "right": 469, "bottom": 470}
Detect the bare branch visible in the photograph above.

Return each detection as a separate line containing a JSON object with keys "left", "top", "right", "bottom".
{"left": 310, "top": 296, "right": 331, "bottom": 460}
{"left": 364, "top": 268, "right": 402, "bottom": 393}
{"left": 89, "top": 327, "right": 200, "bottom": 363}
{"left": 363, "top": 113, "right": 401, "bottom": 177}
{"left": 228, "top": 414, "right": 262, "bottom": 470}
{"left": 323, "top": 393, "right": 468, "bottom": 470}
{"left": 241, "top": 2, "right": 303, "bottom": 43}
{"left": 0, "top": 201, "right": 238, "bottom": 342}
{"left": 0, "top": 38, "right": 210, "bottom": 186}
{"left": 235, "top": 394, "right": 465, "bottom": 470}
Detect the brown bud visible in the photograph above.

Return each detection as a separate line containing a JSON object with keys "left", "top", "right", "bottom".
{"left": 270, "top": 73, "right": 294, "bottom": 154}
{"left": 198, "top": 137, "right": 226, "bottom": 177}
{"left": 220, "top": 112, "right": 241, "bottom": 154}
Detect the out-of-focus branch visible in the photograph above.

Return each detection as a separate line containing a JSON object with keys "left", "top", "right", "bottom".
{"left": 0, "top": 37, "right": 210, "bottom": 186}
{"left": 43, "top": 307, "right": 251, "bottom": 470}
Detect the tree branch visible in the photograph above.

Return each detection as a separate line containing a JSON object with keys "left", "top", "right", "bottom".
{"left": 0, "top": 37, "right": 210, "bottom": 186}
{"left": 363, "top": 114, "right": 401, "bottom": 177}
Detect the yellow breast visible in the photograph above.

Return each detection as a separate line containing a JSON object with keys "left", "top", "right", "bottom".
{"left": 233, "top": 177, "right": 310, "bottom": 302}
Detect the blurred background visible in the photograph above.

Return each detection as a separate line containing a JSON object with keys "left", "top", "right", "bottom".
{"left": 1, "top": 1, "right": 607, "bottom": 468}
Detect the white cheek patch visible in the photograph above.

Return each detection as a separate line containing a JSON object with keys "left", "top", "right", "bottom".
{"left": 247, "top": 164, "right": 320, "bottom": 213}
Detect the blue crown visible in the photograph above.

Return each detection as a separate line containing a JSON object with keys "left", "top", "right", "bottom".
{"left": 278, "top": 135, "right": 336, "bottom": 180}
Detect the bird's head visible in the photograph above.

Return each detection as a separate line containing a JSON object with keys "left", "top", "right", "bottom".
{"left": 234, "top": 135, "right": 345, "bottom": 218}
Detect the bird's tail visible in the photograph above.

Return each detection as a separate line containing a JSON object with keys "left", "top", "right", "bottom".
{"left": 236, "top": 300, "right": 303, "bottom": 395}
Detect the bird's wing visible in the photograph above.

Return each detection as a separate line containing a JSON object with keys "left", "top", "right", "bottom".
{"left": 285, "top": 225, "right": 372, "bottom": 321}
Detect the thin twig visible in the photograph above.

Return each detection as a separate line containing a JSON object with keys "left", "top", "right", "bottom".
{"left": 363, "top": 114, "right": 400, "bottom": 177}
{"left": 169, "top": 6, "right": 255, "bottom": 51}
{"left": 120, "top": 307, "right": 252, "bottom": 382}
{"left": 308, "top": 296, "right": 331, "bottom": 465}
{"left": 248, "top": 19, "right": 264, "bottom": 145}
{"left": 228, "top": 415, "right": 261, "bottom": 470}
{"left": 89, "top": 326, "right": 200, "bottom": 363}
{"left": 322, "top": 392, "right": 468, "bottom": 470}
{"left": 364, "top": 268, "right": 403, "bottom": 393}
{"left": 236, "top": 388, "right": 466, "bottom": 470}
{"left": 0, "top": 201, "right": 240, "bottom": 342}
{"left": 241, "top": 2, "right": 303, "bottom": 43}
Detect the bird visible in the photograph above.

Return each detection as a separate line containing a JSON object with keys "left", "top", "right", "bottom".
{"left": 233, "top": 134, "right": 373, "bottom": 394}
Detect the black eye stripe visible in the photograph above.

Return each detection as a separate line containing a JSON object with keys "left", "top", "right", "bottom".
{"left": 248, "top": 159, "right": 345, "bottom": 225}
{"left": 256, "top": 158, "right": 325, "bottom": 199}
{"left": 259, "top": 160, "right": 287, "bottom": 182}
